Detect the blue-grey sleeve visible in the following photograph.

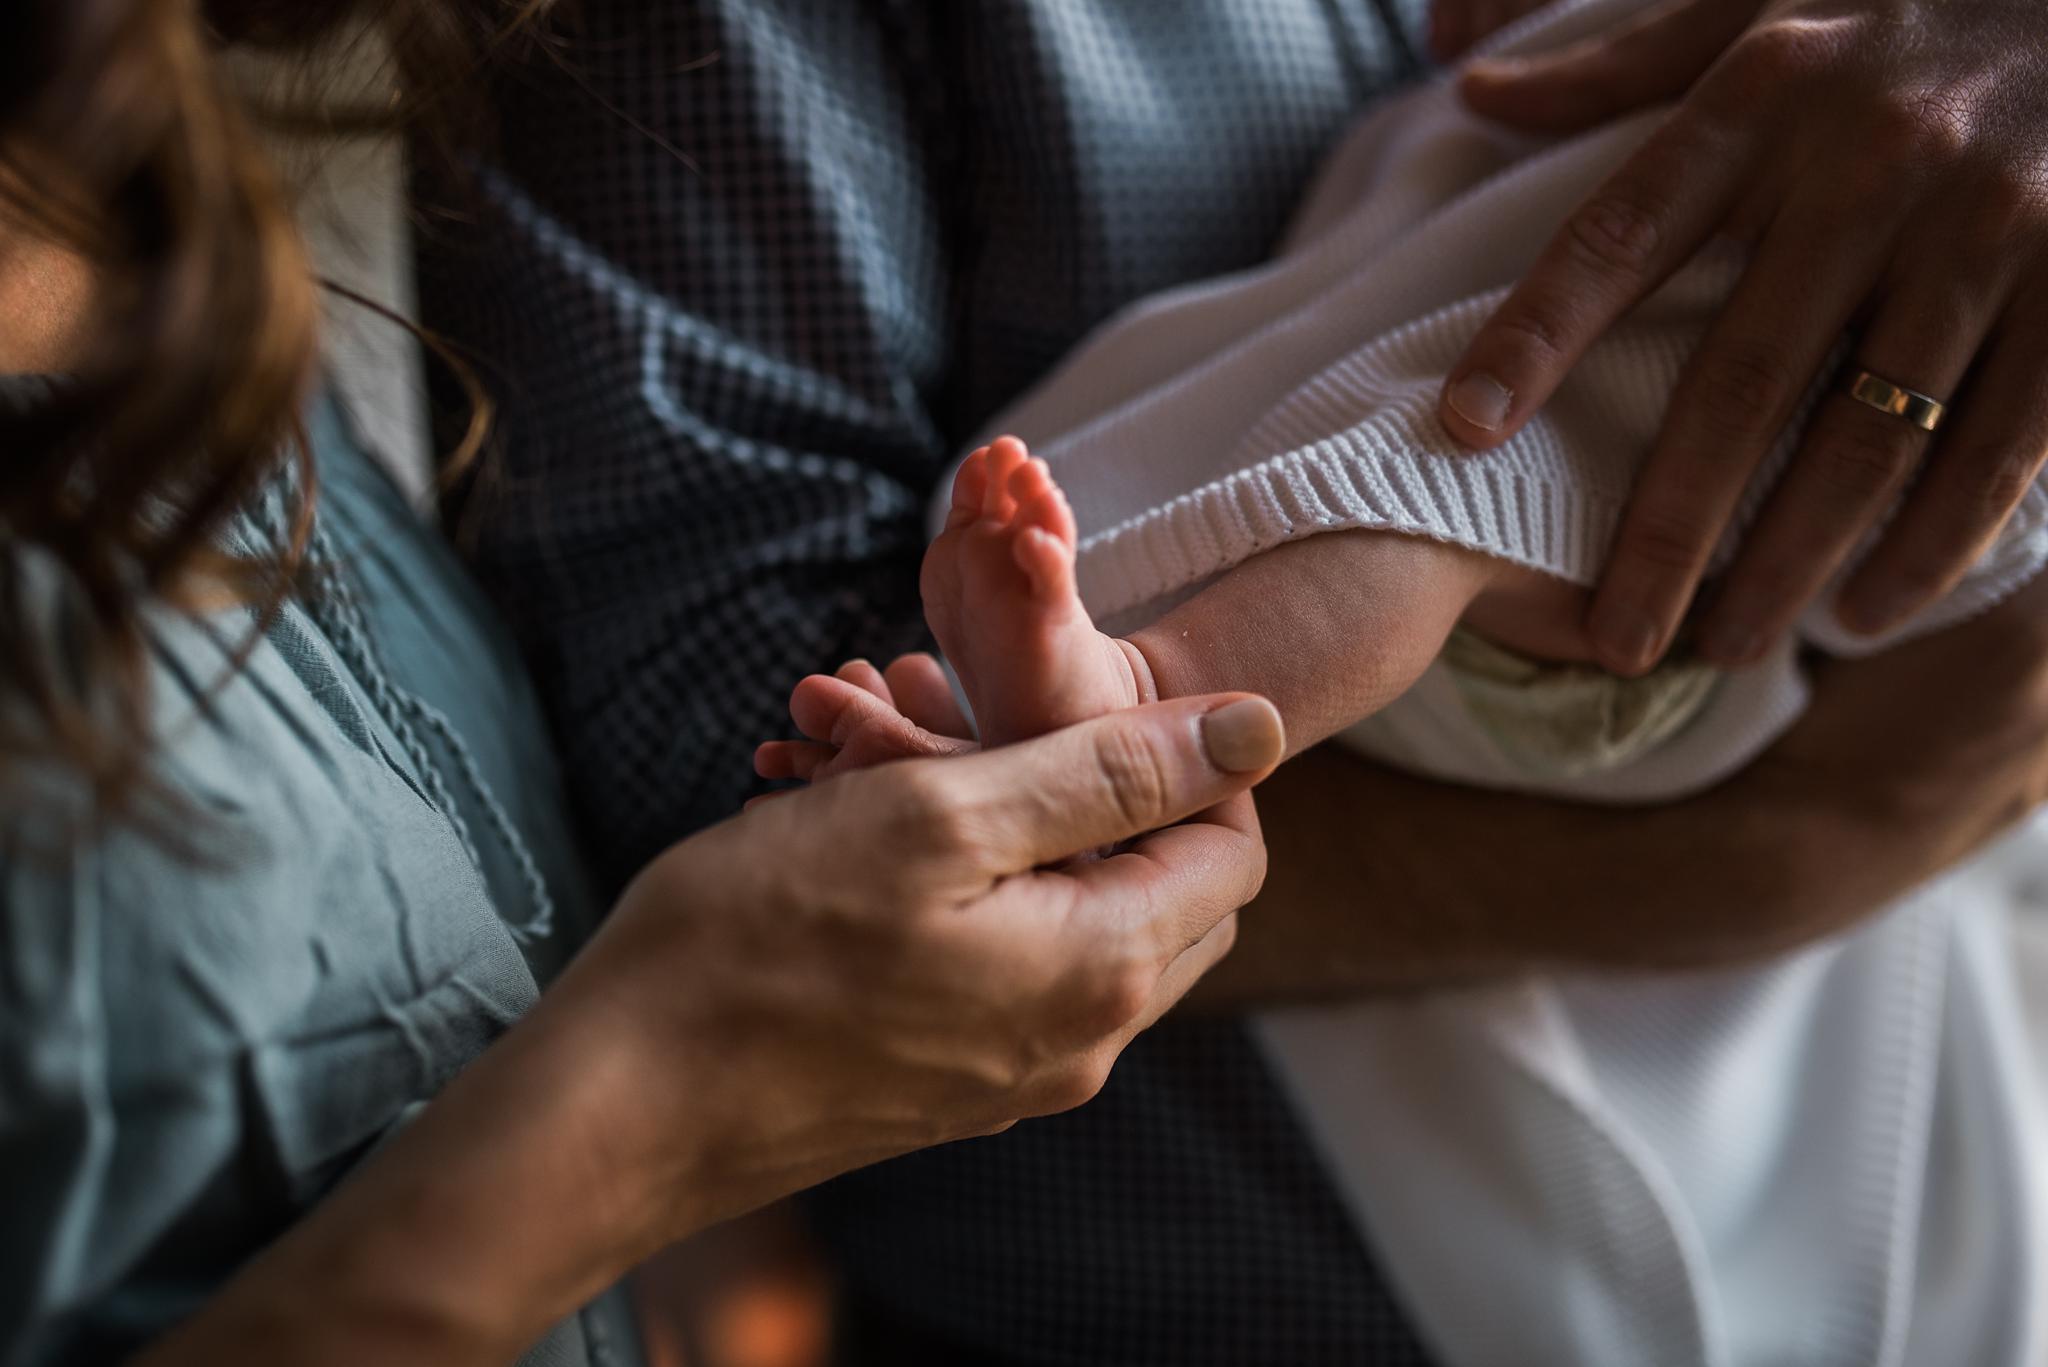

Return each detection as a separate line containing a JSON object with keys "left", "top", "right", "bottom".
{"left": 0, "top": 726, "right": 524, "bottom": 1366}
{"left": 0, "top": 801, "right": 247, "bottom": 1366}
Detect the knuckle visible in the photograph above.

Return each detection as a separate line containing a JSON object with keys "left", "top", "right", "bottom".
{"left": 1898, "top": 285, "right": 1990, "bottom": 353}
{"left": 1726, "top": 20, "right": 1842, "bottom": 88}
{"left": 1953, "top": 439, "right": 2045, "bottom": 524}
{"left": 1090, "top": 724, "right": 1172, "bottom": 833}
{"left": 1813, "top": 416, "right": 1915, "bottom": 501}
{"left": 1981, "top": 446, "right": 2046, "bottom": 517}
{"left": 1621, "top": 505, "right": 1713, "bottom": 576}
{"left": 1825, "top": 146, "right": 1908, "bottom": 218}
{"left": 1044, "top": 1055, "right": 1116, "bottom": 1114}
{"left": 1564, "top": 192, "right": 1665, "bottom": 278}
{"left": 1100, "top": 961, "right": 1159, "bottom": 1029}
{"left": 1691, "top": 344, "right": 1793, "bottom": 439}
{"left": 1070, "top": 955, "right": 1158, "bottom": 1039}
{"left": 987, "top": 1013, "right": 1056, "bottom": 1095}
{"left": 880, "top": 765, "right": 977, "bottom": 857}
{"left": 1688, "top": 63, "right": 1760, "bottom": 130}
{"left": 1490, "top": 302, "right": 1572, "bottom": 366}
{"left": 1973, "top": 164, "right": 2048, "bottom": 242}
{"left": 1868, "top": 87, "right": 1974, "bottom": 167}
{"left": 998, "top": 1035, "right": 1045, "bottom": 1095}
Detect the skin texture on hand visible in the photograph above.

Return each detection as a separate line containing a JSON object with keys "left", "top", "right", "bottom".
{"left": 133, "top": 694, "right": 1282, "bottom": 1367}
{"left": 1440, "top": 0, "right": 2048, "bottom": 675}
{"left": 1427, "top": 0, "right": 1558, "bottom": 63}
{"left": 1190, "top": 569, "right": 2048, "bottom": 1007}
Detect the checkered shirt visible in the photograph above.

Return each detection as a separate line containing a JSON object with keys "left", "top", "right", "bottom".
{"left": 419, "top": 3, "right": 1442, "bottom": 1362}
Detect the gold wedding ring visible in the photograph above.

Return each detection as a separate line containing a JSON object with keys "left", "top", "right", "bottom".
{"left": 1846, "top": 370, "right": 1946, "bottom": 432}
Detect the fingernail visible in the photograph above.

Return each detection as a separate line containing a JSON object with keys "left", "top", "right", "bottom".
{"left": 1591, "top": 601, "right": 1663, "bottom": 674}
{"left": 1446, "top": 372, "right": 1513, "bottom": 432}
{"left": 1202, "top": 698, "right": 1286, "bottom": 773}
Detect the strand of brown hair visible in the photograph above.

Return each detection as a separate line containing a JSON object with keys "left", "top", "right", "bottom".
{"left": 0, "top": 0, "right": 553, "bottom": 836}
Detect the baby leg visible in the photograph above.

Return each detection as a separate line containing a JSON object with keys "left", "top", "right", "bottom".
{"left": 765, "top": 436, "right": 1551, "bottom": 788}
{"left": 1125, "top": 527, "right": 1510, "bottom": 753}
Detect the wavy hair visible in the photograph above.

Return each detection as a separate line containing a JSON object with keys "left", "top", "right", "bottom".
{"left": 0, "top": 0, "right": 548, "bottom": 828}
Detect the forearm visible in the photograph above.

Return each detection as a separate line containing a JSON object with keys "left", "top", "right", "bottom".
{"left": 1169, "top": 540, "right": 2048, "bottom": 1011}
{"left": 1185, "top": 737, "right": 1938, "bottom": 1011}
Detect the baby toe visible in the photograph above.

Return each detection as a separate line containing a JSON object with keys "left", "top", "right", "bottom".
{"left": 833, "top": 657, "right": 894, "bottom": 702}
{"left": 981, "top": 436, "right": 1029, "bottom": 521}
{"left": 1015, "top": 479, "right": 1078, "bottom": 549}
{"left": 947, "top": 446, "right": 992, "bottom": 528}
{"left": 1005, "top": 455, "right": 1055, "bottom": 511}
{"left": 1012, "top": 524, "right": 1077, "bottom": 601}
{"left": 789, "top": 672, "right": 868, "bottom": 742}
{"left": 755, "top": 739, "right": 835, "bottom": 781}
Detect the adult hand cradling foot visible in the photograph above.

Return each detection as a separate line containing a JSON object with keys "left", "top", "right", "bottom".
{"left": 140, "top": 693, "right": 1282, "bottom": 1365}
{"left": 21, "top": 0, "right": 2048, "bottom": 1363}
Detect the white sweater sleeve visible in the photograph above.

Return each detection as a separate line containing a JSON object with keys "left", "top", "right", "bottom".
{"left": 951, "top": 0, "right": 2048, "bottom": 799}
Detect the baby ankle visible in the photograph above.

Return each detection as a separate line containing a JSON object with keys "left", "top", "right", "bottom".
{"left": 1114, "top": 637, "right": 1162, "bottom": 707}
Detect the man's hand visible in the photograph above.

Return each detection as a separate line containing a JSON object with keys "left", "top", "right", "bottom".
{"left": 1427, "top": 0, "right": 1558, "bottom": 63}
{"left": 1440, "top": 0, "right": 2048, "bottom": 675}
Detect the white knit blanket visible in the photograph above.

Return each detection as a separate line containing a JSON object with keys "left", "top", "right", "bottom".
{"left": 984, "top": 13, "right": 2048, "bottom": 804}
{"left": 943, "top": 1, "right": 2048, "bottom": 1362}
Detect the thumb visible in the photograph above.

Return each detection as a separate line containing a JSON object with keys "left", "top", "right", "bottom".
{"left": 922, "top": 694, "right": 1286, "bottom": 877}
{"left": 1458, "top": 0, "right": 1761, "bottom": 133}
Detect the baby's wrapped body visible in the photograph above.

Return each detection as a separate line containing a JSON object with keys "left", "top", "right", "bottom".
{"left": 975, "top": 4, "right": 2048, "bottom": 803}
{"left": 926, "top": 2, "right": 2048, "bottom": 1365}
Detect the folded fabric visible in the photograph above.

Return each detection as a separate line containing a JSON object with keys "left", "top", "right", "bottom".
{"left": 978, "top": 12, "right": 2048, "bottom": 803}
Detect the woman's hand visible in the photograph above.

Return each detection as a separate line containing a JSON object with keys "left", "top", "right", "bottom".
{"left": 614, "top": 690, "right": 1282, "bottom": 1234}
{"left": 1439, "top": 0, "right": 2048, "bottom": 673}
{"left": 140, "top": 692, "right": 1283, "bottom": 1366}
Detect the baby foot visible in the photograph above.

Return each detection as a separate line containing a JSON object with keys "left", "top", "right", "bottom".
{"left": 754, "top": 658, "right": 971, "bottom": 797}
{"left": 921, "top": 436, "right": 1146, "bottom": 748}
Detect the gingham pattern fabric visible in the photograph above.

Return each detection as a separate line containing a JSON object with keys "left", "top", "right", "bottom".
{"left": 419, "top": 0, "right": 1431, "bottom": 881}
{"left": 419, "top": 3, "right": 1439, "bottom": 1362}
{"left": 812, "top": 1019, "right": 1439, "bottom": 1367}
